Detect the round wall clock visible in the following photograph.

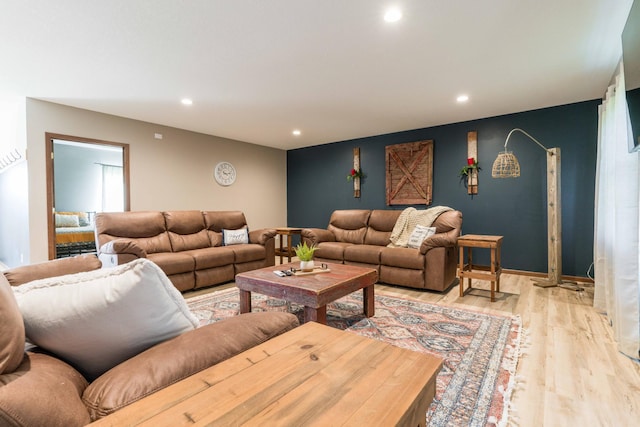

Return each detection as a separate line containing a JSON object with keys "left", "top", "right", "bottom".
{"left": 214, "top": 161, "right": 236, "bottom": 186}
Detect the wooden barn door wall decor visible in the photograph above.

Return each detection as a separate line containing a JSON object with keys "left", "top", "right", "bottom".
{"left": 385, "top": 140, "right": 433, "bottom": 205}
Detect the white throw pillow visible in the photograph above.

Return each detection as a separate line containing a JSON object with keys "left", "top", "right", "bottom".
{"left": 12, "top": 258, "right": 198, "bottom": 380}
{"left": 223, "top": 228, "right": 249, "bottom": 245}
{"left": 407, "top": 225, "right": 436, "bottom": 249}
{"left": 55, "top": 213, "right": 80, "bottom": 227}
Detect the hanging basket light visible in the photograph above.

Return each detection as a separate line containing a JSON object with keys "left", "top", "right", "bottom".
{"left": 491, "top": 150, "right": 521, "bottom": 178}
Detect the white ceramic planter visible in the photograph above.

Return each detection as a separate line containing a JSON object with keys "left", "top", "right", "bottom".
{"left": 299, "top": 260, "right": 315, "bottom": 272}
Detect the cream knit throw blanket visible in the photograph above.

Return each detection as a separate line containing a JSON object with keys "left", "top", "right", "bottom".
{"left": 387, "top": 206, "right": 453, "bottom": 248}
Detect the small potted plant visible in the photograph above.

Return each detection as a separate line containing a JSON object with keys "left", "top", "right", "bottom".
{"left": 294, "top": 241, "right": 318, "bottom": 272}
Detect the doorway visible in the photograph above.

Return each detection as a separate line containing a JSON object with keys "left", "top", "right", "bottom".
{"left": 45, "top": 133, "right": 130, "bottom": 259}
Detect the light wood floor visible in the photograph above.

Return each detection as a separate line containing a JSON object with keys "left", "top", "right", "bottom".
{"left": 186, "top": 267, "right": 640, "bottom": 427}
{"left": 377, "top": 275, "right": 640, "bottom": 427}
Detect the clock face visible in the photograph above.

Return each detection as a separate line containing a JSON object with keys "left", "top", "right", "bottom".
{"left": 214, "top": 161, "right": 236, "bottom": 186}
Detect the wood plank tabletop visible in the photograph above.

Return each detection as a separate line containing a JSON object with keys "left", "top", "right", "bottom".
{"left": 91, "top": 322, "right": 442, "bottom": 427}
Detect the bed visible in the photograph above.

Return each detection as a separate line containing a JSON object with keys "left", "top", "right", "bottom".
{"left": 55, "top": 211, "right": 97, "bottom": 258}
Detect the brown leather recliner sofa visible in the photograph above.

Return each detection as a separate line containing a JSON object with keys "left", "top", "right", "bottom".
{"left": 301, "top": 209, "right": 462, "bottom": 292}
{"left": 95, "top": 210, "right": 276, "bottom": 292}
{"left": 0, "top": 255, "right": 299, "bottom": 426}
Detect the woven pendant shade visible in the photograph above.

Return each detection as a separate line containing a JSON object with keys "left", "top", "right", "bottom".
{"left": 491, "top": 151, "right": 520, "bottom": 178}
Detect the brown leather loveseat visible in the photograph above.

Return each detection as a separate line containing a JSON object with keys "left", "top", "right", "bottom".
{"left": 0, "top": 255, "right": 299, "bottom": 425}
{"left": 95, "top": 210, "right": 275, "bottom": 292}
{"left": 301, "top": 208, "right": 462, "bottom": 291}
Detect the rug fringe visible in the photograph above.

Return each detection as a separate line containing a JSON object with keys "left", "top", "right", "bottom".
{"left": 497, "top": 315, "right": 527, "bottom": 427}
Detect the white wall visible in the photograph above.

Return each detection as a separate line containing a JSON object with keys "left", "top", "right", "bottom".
{"left": 0, "top": 97, "right": 28, "bottom": 267}
{"left": 25, "top": 99, "right": 287, "bottom": 263}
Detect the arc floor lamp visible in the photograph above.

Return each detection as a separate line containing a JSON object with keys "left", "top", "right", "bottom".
{"left": 492, "top": 128, "right": 582, "bottom": 290}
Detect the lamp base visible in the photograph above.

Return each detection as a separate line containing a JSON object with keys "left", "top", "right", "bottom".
{"left": 532, "top": 278, "right": 584, "bottom": 291}
{"left": 532, "top": 279, "right": 557, "bottom": 288}
{"left": 558, "top": 281, "right": 584, "bottom": 292}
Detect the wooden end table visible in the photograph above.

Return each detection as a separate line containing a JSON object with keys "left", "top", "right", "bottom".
{"left": 235, "top": 262, "right": 377, "bottom": 324}
{"left": 458, "top": 234, "right": 503, "bottom": 302}
{"left": 274, "top": 227, "right": 302, "bottom": 263}
{"left": 90, "top": 322, "right": 443, "bottom": 427}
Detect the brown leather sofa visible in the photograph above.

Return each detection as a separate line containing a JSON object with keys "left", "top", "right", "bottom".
{"left": 301, "top": 209, "right": 462, "bottom": 291}
{"left": 0, "top": 255, "right": 299, "bottom": 426}
{"left": 95, "top": 210, "right": 276, "bottom": 292}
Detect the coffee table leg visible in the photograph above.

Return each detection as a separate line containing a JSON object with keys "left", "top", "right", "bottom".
{"left": 363, "top": 285, "right": 375, "bottom": 317}
{"left": 239, "top": 289, "right": 252, "bottom": 314}
{"left": 304, "top": 305, "right": 327, "bottom": 324}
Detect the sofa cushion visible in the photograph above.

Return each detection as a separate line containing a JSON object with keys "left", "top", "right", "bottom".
{"left": 184, "top": 246, "right": 235, "bottom": 270}
{"left": 327, "top": 210, "right": 370, "bottom": 244}
{"left": 364, "top": 210, "right": 401, "bottom": 246}
{"left": 3, "top": 254, "right": 102, "bottom": 287}
{"left": 0, "top": 352, "right": 90, "bottom": 427}
{"left": 12, "top": 259, "right": 198, "bottom": 381}
{"left": 0, "top": 275, "right": 24, "bottom": 375}
{"left": 380, "top": 246, "right": 425, "bottom": 269}
{"left": 230, "top": 244, "right": 266, "bottom": 263}
{"left": 147, "top": 251, "right": 196, "bottom": 275}
{"left": 82, "top": 312, "right": 299, "bottom": 421}
{"left": 165, "top": 211, "right": 211, "bottom": 252}
{"left": 344, "top": 244, "right": 384, "bottom": 264}
{"left": 169, "top": 229, "right": 210, "bottom": 252}
{"left": 315, "top": 242, "right": 353, "bottom": 261}
{"left": 95, "top": 211, "right": 171, "bottom": 254}
{"left": 203, "top": 210, "right": 248, "bottom": 232}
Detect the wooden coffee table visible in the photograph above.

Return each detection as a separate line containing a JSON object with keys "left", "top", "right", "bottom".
{"left": 235, "top": 262, "right": 378, "bottom": 324}
{"left": 91, "top": 322, "right": 443, "bottom": 427}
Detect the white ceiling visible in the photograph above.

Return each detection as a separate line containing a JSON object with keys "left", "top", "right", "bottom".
{"left": 0, "top": 0, "right": 633, "bottom": 150}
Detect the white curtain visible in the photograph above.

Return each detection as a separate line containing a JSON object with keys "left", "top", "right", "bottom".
{"left": 101, "top": 165, "right": 124, "bottom": 212}
{"left": 594, "top": 62, "right": 640, "bottom": 359}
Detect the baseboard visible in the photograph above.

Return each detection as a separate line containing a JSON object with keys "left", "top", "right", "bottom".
{"left": 502, "top": 268, "right": 594, "bottom": 284}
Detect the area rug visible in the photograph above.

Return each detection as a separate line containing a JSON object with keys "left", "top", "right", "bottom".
{"left": 186, "top": 288, "right": 523, "bottom": 427}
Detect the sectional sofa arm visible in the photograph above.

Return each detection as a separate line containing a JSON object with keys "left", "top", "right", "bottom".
{"left": 98, "top": 239, "right": 147, "bottom": 267}
{"left": 249, "top": 228, "right": 277, "bottom": 245}
{"left": 419, "top": 229, "right": 460, "bottom": 254}
{"left": 301, "top": 228, "right": 336, "bottom": 246}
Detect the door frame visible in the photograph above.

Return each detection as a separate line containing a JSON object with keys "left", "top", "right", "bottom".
{"left": 45, "top": 133, "right": 131, "bottom": 259}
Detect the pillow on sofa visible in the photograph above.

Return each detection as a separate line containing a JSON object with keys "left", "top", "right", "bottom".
{"left": 0, "top": 275, "right": 25, "bottom": 374}
{"left": 223, "top": 227, "right": 249, "bottom": 245}
{"left": 12, "top": 258, "right": 198, "bottom": 381}
{"left": 407, "top": 224, "right": 436, "bottom": 249}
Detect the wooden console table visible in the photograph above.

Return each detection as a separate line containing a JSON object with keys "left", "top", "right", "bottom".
{"left": 274, "top": 227, "right": 302, "bottom": 263}
{"left": 458, "top": 234, "right": 503, "bottom": 302}
{"left": 91, "top": 322, "right": 442, "bottom": 426}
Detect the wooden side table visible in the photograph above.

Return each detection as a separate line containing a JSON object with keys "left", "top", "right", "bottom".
{"left": 274, "top": 227, "right": 302, "bottom": 263}
{"left": 458, "top": 234, "right": 503, "bottom": 302}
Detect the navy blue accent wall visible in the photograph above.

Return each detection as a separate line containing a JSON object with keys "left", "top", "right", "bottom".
{"left": 287, "top": 100, "right": 600, "bottom": 277}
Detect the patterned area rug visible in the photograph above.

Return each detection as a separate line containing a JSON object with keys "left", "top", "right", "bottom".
{"left": 186, "top": 288, "right": 523, "bottom": 427}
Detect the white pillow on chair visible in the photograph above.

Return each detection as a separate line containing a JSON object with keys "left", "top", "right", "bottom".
{"left": 12, "top": 258, "right": 198, "bottom": 380}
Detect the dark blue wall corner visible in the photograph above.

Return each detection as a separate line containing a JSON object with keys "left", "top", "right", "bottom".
{"left": 287, "top": 99, "right": 600, "bottom": 277}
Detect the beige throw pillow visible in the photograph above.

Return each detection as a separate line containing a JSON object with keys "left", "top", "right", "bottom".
{"left": 12, "top": 258, "right": 198, "bottom": 380}
{"left": 0, "top": 275, "right": 25, "bottom": 374}
{"left": 407, "top": 225, "right": 436, "bottom": 249}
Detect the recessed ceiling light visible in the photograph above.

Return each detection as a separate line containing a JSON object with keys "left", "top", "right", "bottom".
{"left": 181, "top": 98, "right": 193, "bottom": 105}
{"left": 384, "top": 8, "right": 402, "bottom": 23}
{"left": 457, "top": 94, "right": 469, "bottom": 103}
{"left": 292, "top": 129, "right": 301, "bottom": 136}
